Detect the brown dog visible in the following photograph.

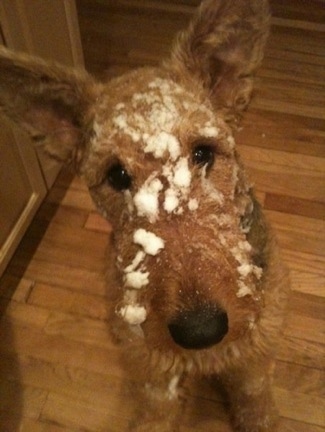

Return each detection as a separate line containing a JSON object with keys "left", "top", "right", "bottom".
{"left": 0, "top": 1, "right": 289, "bottom": 430}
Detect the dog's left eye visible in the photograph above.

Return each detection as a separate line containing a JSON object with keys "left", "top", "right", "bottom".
{"left": 106, "top": 163, "right": 132, "bottom": 191}
{"left": 192, "top": 144, "right": 215, "bottom": 169}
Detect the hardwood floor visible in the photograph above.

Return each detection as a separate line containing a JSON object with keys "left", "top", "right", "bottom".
{"left": 0, "top": 0, "right": 324, "bottom": 431}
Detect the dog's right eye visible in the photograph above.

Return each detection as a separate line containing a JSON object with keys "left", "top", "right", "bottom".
{"left": 106, "top": 163, "right": 132, "bottom": 191}
{"left": 192, "top": 144, "right": 215, "bottom": 169}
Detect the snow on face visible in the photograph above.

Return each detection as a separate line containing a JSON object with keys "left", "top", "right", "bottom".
{"left": 144, "top": 131, "right": 180, "bottom": 161}
{"left": 91, "top": 76, "right": 235, "bottom": 221}
{"left": 111, "top": 77, "right": 182, "bottom": 160}
{"left": 123, "top": 250, "right": 149, "bottom": 290}
{"left": 124, "top": 271, "right": 149, "bottom": 290}
{"left": 109, "top": 77, "right": 205, "bottom": 221}
{"left": 199, "top": 125, "right": 219, "bottom": 138}
{"left": 133, "top": 229, "right": 165, "bottom": 256}
{"left": 231, "top": 241, "right": 263, "bottom": 298}
{"left": 118, "top": 228, "right": 165, "bottom": 324}
{"left": 118, "top": 304, "right": 147, "bottom": 325}
{"left": 105, "top": 76, "right": 255, "bottom": 323}
{"left": 172, "top": 157, "right": 191, "bottom": 189}
{"left": 133, "top": 174, "right": 163, "bottom": 223}
{"left": 110, "top": 78, "right": 201, "bottom": 325}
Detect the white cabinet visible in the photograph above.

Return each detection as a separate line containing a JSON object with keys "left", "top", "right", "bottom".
{"left": 0, "top": 0, "right": 84, "bottom": 276}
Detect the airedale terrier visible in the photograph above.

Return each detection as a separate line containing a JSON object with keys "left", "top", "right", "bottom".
{"left": 0, "top": 0, "right": 289, "bottom": 430}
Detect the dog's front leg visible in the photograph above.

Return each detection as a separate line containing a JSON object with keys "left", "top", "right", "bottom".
{"left": 219, "top": 359, "right": 278, "bottom": 432}
{"left": 128, "top": 371, "right": 184, "bottom": 432}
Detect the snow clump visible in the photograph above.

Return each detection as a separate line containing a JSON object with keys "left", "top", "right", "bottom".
{"left": 231, "top": 241, "right": 263, "bottom": 298}
{"left": 162, "top": 157, "right": 192, "bottom": 215}
{"left": 119, "top": 228, "right": 165, "bottom": 325}
{"left": 133, "top": 229, "right": 165, "bottom": 256}
{"left": 123, "top": 250, "right": 149, "bottom": 290}
{"left": 118, "top": 304, "right": 147, "bottom": 325}
{"left": 133, "top": 174, "right": 163, "bottom": 223}
{"left": 143, "top": 131, "right": 180, "bottom": 161}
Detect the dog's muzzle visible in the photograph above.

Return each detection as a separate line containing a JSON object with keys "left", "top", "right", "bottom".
{"left": 168, "top": 305, "right": 228, "bottom": 350}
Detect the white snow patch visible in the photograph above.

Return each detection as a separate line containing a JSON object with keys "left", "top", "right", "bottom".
{"left": 173, "top": 157, "right": 191, "bottom": 189}
{"left": 199, "top": 126, "right": 219, "bottom": 138}
{"left": 132, "top": 156, "right": 193, "bottom": 220}
{"left": 133, "top": 174, "right": 163, "bottom": 223}
{"left": 236, "top": 281, "right": 253, "bottom": 298}
{"left": 232, "top": 241, "right": 252, "bottom": 259}
{"left": 124, "top": 270, "right": 149, "bottom": 289}
{"left": 253, "top": 266, "right": 263, "bottom": 279}
{"left": 108, "top": 78, "right": 186, "bottom": 160}
{"left": 113, "top": 113, "right": 141, "bottom": 142}
{"left": 143, "top": 131, "right": 180, "bottom": 161}
{"left": 123, "top": 251, "right": 148, "bottom": 289}
{"left": 239, "top": 240, "right": 252, "bottom": 252}
{"left": 133, "top": 229, "right": 165, "bottom": 256}
{"left": 237, "top": 263, "right": 253, "bottom": 278}
{"left": 164, "top": 188, "right": 180, "bottom": 213}
{"left": 118, "top": 304, "right": 147, "bottom": 325}
{"left": 161, "top": 157, "right": 192, "bottom": 214}
{"left": 231, "top": 240, "right": 263, "bottom": 298}
{"left": 238, "top": 263, "right": 263, "bottom": 280}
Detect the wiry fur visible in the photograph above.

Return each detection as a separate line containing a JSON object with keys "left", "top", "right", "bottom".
{"left": 0, "top": 1, "right": 289, "bottom": 431}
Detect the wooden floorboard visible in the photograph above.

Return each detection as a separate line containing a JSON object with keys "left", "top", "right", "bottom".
{"left": 0, "top": 0, "right": 324, "bottom": 431}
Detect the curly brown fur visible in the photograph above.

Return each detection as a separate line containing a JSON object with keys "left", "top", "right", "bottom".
{"left": 0, "top": 1, "right": 289, "bottom": 431}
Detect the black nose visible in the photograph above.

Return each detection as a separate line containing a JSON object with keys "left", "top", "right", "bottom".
{"left": 168, "top": 306, "right": 228, "bottom": 350}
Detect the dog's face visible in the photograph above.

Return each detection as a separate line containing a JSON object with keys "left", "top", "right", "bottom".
{"left": 81, "top": 67, "right": 263, "bottom": 351}
{"left": 0, "top": 0, "right": 270, "bottom": 354}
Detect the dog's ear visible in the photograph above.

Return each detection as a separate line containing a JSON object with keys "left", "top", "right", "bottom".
{"left": 169, "top": 0, "right": 270, "bottom": 125}
{"left": 0, "top": 47, "right": 98, "bottom": 165}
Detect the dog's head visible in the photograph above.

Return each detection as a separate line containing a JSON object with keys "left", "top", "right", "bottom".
{"left": 0, "top": 0, "right": 270, "bottom": 354}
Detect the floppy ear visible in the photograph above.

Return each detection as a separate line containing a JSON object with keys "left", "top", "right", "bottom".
{"left": 169, "top": 0, "right": 270, "bottom": 125}
{"left": 0, "top": 47, "right": 98, "bottom": 165}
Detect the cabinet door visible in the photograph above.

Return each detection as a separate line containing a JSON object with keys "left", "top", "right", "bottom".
{"left": 0, "top": 0, "right": 84, "bottom": 276}
{"left": 0, "top": 0, "right": 84, "bottom": 188}
{"left": 0, "top": 120, "right": 47, "bottom": 276}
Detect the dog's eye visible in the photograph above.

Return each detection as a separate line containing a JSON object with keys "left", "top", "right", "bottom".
{"left": 106, "top": 163, "right": 132, "bottom": 191}
{"left": 192, "top": 145, "right": 215, "bottom": 169}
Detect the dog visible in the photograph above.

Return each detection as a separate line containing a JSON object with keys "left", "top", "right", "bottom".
{"left": 0, "top": 0, "right": 290, "bottom": 430}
